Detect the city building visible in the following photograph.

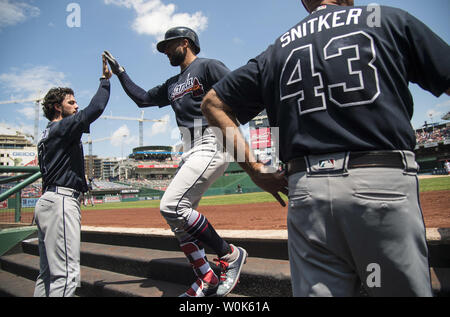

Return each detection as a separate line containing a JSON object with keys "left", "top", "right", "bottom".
{"left": 102, "top": 158, "right": 119, "bottom": 180}
{"left": 0, "top": 134, "right": 37, "bottom": 167}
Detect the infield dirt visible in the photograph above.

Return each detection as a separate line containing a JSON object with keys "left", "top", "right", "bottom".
{"left": 80, "top": 190, "right": 450, "bottom": 229}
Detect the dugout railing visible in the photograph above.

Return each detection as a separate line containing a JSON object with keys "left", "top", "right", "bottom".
{"left": 0, "top": 166, "right": 41, "bottom": 256}
{"left": 0, "top": 166, "right": 41, "bottom": 225}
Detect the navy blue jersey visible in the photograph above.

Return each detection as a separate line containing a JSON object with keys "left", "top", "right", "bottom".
{"left": 213, "top": 5, "right": 450, "bottom": 163}
{"left": 38, "top": 79, "right": 110, "bottom": 192}
{"left": 118, "top": 58, "right": 230, "bottom": 129}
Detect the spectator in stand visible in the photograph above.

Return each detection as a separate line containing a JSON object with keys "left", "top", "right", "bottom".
{"left": 415, "top": 126, "right": 450, "bottom": 145}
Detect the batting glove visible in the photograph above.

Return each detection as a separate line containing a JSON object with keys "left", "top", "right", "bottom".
{"left": 103, "top": 50, "right": 125, "bottom": 75}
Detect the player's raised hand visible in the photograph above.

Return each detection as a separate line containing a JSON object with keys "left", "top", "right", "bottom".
{"left": 103, "top": 50, "right": 125, "bottom": 75}
{"left": 102, "top": 54, "right": 112, "bottom": 80}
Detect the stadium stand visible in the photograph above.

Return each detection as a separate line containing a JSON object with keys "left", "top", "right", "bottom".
{"left": 120, "top": 178, "right": 172, "bottom": 191}
{"left": 2, "top": 124, "right": 449, "bottom": 208}
{"left": 91, "top": 180, "right": 133, "bottom": 191}
{"left": 0, "top": 182, "right": 42, "bottom": 198}
{"left": 416, "top": 125, "right": 450, "bottom": 145}
{"left": 414, "top": 123, "right": 450, "bottom": 174}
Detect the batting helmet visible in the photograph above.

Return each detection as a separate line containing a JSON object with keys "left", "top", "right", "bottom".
{"left": 300, "top": 0, "right": 319, "bottom": 13}
{"left": 156, "top": 26, "right": 201, "bottom": 55}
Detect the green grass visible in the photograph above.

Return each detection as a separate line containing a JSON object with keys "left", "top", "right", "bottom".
{"left": 79, "top": 192, "right": 284, "bottom": 211}
{"left": 79, "top": 176, "right": 450, "bottom": 210}
{"left": 2, "top": 176, "right": 448, "bottom": 214}
{"left": 201, "top": 192, "right": 286, "bottom": 205}
{"left": 77, "top": 200, "right": 159, "bottom": 211}
{"left": 419, "top": 176, "right": 450, "bottom": 192}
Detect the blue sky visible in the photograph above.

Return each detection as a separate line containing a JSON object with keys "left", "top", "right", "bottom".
{"left": 0, "top": 0, "right": 449, "bottom": 159}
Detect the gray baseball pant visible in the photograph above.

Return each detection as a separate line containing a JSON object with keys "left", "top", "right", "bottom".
{"left": 33, "top": 188, "right": 81, "bottom": 297}
{"left": 287, "top": 151, "right": 433, "bottom": 297}
{"left": 160, "top": 127, "right": 229, "bottom": 243}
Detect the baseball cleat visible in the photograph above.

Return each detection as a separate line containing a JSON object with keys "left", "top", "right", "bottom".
{"left": 215, "top": 244, "right": 248, "bottom": 297}
{"left": 179, "top": 275, "right": 219, "bottom": 297}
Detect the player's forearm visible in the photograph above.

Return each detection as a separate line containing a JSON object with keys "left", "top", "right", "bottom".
{"left": 202, "top": 90, "right": 288, "bottom": 207}
{"left": 229, "top": 127, "right": 262, "bottom": 178}
{"left": 202, "top": 90, "right": 260, "bottom": 176}
{"left": 117, "top": 71, "right": 158, "bottom": 108}
{"left": 83, "top": 78, "right": 110, "bottom": 124}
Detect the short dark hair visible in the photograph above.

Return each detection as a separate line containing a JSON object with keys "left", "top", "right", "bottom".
{"left": 42, "top": 87, "right": 74, "bottom": 121}
{"left": 186, "top": 39, "right": 198, "bottom": 55}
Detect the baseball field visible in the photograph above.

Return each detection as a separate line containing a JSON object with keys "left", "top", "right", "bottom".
{"left": 4, "top": 175, "right": 449, "bottom": 229}
{"left": 81, "top": 175, "right": 450, "bottom": 229}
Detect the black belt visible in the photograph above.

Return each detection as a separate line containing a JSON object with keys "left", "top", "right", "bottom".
{"left": 46, "top": 185, "right": 82, "bottom": 199}
{"left": 287, "top": 151, "right": 405, "bottom": 175}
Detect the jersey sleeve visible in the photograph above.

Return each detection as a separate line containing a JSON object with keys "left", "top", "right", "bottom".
{"left": 59, "top": 78, "right": 111, "bottom": 139}
{"left": 404, "top": 12, "right": 450, "bottom": 96}
{"left": 212, "top": 58, "right": 266, "bottom": 124}
{"left": 117, "top": 71, "right": 170, "bottom": 107}
{"left": 81, "top": 78, "right": 111, "bottom": 125}
{"left": 147, "top": 82, "right": 170, "bottom": 108}
{"left": 205, "top": 59, "right": 230, "bottom": 85}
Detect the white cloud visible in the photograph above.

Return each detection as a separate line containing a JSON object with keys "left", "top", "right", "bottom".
{"left": 17, "top": 106, "right": 35, "bottom": 120}
{"left": 436, "top": 99, "right": 450, "bottom": 108}
{"left": 0, "top": 65, "right": 69, "bottom": 101}
{"left": 424, "top": 99, "right": 450, "bottom": 122}
{"left": 110, "top": 124, "right": 138, "bottom": 147}
{"left": 0, "top": 122, "right": 34, "bottom": 139}
{"left": 111, "top": 124, "right": 130, "bottom": 146}
{"left": 0, "top": 66, "right": 69, "bottom": 124}
{"left": 232, "top": 37, "right": 244, "bottom": 45}
{"left": 0, "top": 0, "right": 40, "bottom": 30}
{"left": 104, "top": 0, "right": 208, "bottom": 41}
{"left": 148, "top": 114, "right": 170, "bottom": 136}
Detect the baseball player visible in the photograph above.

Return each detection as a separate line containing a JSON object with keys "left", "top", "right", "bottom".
{"left": 34, "top": 56, "right": 112, "bottom": 297}
{"left": 103, "top": 26, "right": 247, "bottom": 297}
{"left": 202, "top": 0, "right": 450, "bottom": 296}
{"left": 84, "top": 178, "right": 95, "bottom": 207}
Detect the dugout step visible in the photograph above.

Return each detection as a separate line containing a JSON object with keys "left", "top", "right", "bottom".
{"left": 81, "top": 229, "right": 289, "bottom": 260}
{"left": 0, "top": 252, "right": 189, "bottom": 297}
{"left": 80, "top": 227, "right": 450, "bottom": 266}
{"left": 21, "top": 238, "right": 292, "bottom": 297}
{"left": 0, "top": 269, "right": 36, "bottom": 297}
{"left": 2, "top": 236, "right": 448, "bottom": 297}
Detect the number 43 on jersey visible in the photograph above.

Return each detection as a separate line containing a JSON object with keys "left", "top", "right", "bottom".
{"left": 280, "top": 31, "right": 380, "bottom": 115}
